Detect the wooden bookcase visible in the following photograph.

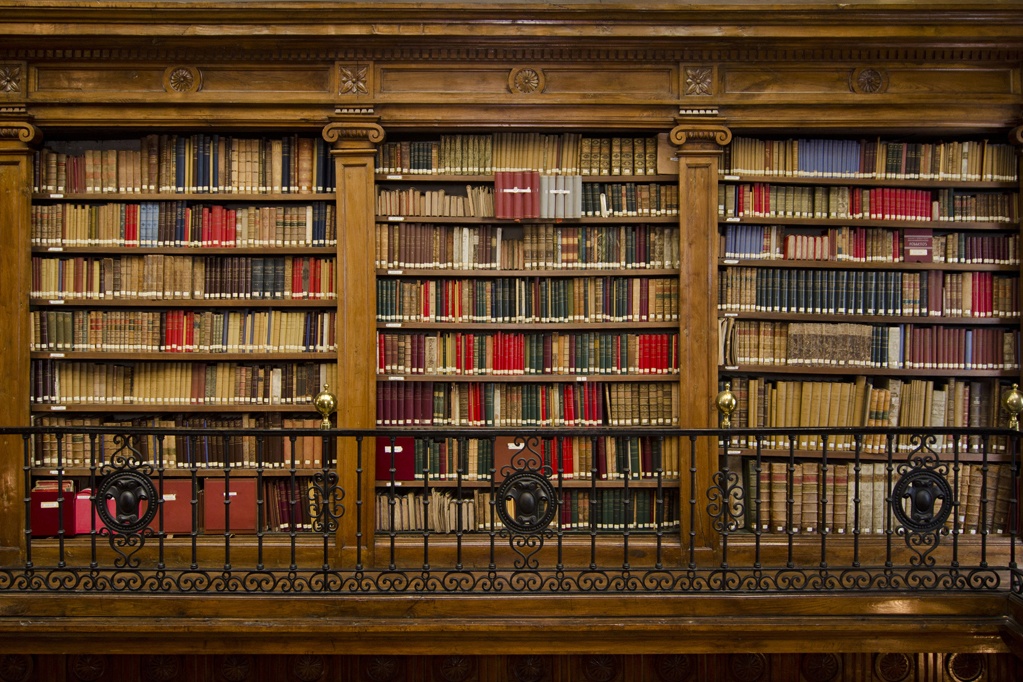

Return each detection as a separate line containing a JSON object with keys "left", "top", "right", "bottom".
{"left": 1, "top": 0, "right": 1023, "bottom": 662}
{"left": 716, "top": 135, "right": 1022, "bottom": 538}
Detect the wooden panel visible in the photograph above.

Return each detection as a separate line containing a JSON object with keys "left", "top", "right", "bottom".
{"left": 377, "top": 65, "right": 677, "bottom": 99}
{"left": 33, "top": 65, "right": 167, "bottom": 93}
{"left": 722, "top": 65, "right": 1018, "bottom": 98}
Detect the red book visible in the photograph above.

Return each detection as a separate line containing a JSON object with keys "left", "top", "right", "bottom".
{"left": 375, "top": 436, "right": 416, "bottom": 481}
{"left": 529, "top": 170, "right": 541, "bottom": 219}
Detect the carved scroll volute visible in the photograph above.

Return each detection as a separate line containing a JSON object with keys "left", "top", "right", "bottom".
{"left": 669, "top": 124, "right": 732, "bottom": 153}
{"left": 322, "top": 118, "right": 386, "bottom": 151}
{"left": 0, "top": 121, "right": 42, "bottom": 146}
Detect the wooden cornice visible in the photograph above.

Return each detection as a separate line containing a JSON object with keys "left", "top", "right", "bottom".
{"left": 1, "top": 1, "right": 1023, "bottom": 47}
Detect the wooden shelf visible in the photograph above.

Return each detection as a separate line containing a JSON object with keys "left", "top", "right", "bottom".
{"left": 719, "top": 216, "right": 1017, "bottom": 231}
{"left": 719, "top": 311, "right": 1019, "bottom": 324}
{"left": 718, "top": 174, "right": 1019, "bottom": 190}
{"left": 717, "top": 258, "right": 1019, "bottom": 271}
{"left": 718, "top": 364, "right": 1018, "bottom": 378}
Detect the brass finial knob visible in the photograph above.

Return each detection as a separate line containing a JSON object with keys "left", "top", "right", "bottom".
{"left": 716, "top": 381, "right": 737, "bottom": 429}
{"left": 1003, "top": 383, "right": 1023, "bottom": 431}
{"left": 314, "top": 384, "right": 338, "bottom": 430}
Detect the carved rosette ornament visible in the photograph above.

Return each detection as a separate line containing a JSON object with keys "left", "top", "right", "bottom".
{"left": 728, "top": 653, "right": 766, "bottom": 682}
{"left": 851, "top": 67, "right": 889, "bottom": 94}
{"left": 164, "top": 66, "right": 202, "bottom": 94}
{"left": 143, "top": 655, "right": 181, "bottom": 682}
{"left": 0, "top": 654, "right": 33, "bottom": 682}
{"left": 364, "top": 656, "right": 401, "bottom": 682}
{"left": 683, "top": 66, "right": 714, "bottom": 96}
{"left": 800, "top": 653, "right": 841, "bottom": 682}
{"left": 873, "top": 653, "right": 913, "bottom": 682}
{"left": 219, "top": 654, "right": 254, "bottom": 682}
{"left": 945, "top": 653, "right": 984, "bottom": 682}
{"left": 582, "top": 655, "right": 620, "bottom": 682}
{"left": 338, "top": 64, "right": 370, "bottom": 95}
{"left": 435, "top": 655, "right": 476, "bottom": 682}
{"left": 69, "top": 654, "right": 107, "bottom": 682}
{"left": 0, "top": 63, "right": 25, "bottom": 95}
{"left": 508, "top": 655, "right": 548, "bottom": 682}
{"left": 509, "top": 67, "right": 545, "bottom": 95}
{"left": 291, "top": 655, "right": 325, "bottom": 682}
{"left": 655, "top": 654, "right": 694, "bottom": 682}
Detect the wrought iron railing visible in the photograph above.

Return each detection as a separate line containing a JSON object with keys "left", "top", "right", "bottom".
{"left": 0, "top": 423, "right": 1020, "bottom": 595}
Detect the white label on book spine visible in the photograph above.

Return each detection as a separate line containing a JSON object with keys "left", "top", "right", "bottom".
{"left": 40, "top": 501, "right": 60, "bottom": 509}
{"left": 49, "top": 194, "right": 64, "bottom": 199}
{"left": 383, "top": 445, "right": 404, "bottom": 453}
{"left": 726, "top": 217, "right": 741, "bottom": 222}
{"left": 724, "top": 312, "right": 738, "bottom": 318}
{"left": 722, "top": 259, "right": 739, "bottom": 265}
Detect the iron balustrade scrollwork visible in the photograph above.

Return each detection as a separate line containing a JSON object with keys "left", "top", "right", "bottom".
{"left": 0, "top": 424, "right": 1019, "bottom": 597}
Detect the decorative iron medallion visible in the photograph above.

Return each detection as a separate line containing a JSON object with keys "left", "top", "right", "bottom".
{"left": 891, "top": 467, "right": 953, "bottom": 533}
{"left": 95, "top": 468, "right": 159, "bottom": 534}
{"left": 496, "top": 469, "right": 557, "bottom": 534}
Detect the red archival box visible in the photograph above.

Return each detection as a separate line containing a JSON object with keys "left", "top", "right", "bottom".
{"left": 203, "top": 478, "right": 258, "bottom": 534}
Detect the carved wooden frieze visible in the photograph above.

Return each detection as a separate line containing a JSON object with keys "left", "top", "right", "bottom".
{"left": 376, "top": 63, "right": 676, "bottom": 101}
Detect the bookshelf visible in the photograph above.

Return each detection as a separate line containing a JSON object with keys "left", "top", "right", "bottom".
{"left": 372, "top": 132, "right": 685, "bottom": 535}
{"left": 716, "top": 135, "right": 1022, "bottom": 537}
{"left": 26, "top": 133, "right": 341, "bottom": 535}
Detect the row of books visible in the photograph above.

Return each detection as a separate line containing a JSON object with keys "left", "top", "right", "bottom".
{"left": 377, "top": 330, "right": 679, "bottom": 377}
{"left": 719, "top": 224, "right": 1019, "bottom": 265}
{"left": 719, "top": 319, "right": 1019, "bottom": 371}
{"left": 34, "top": 135, "right": 337, "bottom": 195}
{"left": 31, "top": 201, "right": 337, "bottom": 248}
{"left": 376, "top": 276, "right": 680, "bottom": 324}
{"left": 719, "top": 375, "right": 1010, "bottom": 453}
{"left": 721, "top": 137, "right": 1018, "bottom": 182}
{"left": 493, "top": 172, "right": 571, "bottom": 220}
{"left": 31, "top": 414, "right": 332, "bottom": 469}
{"left": 375, "top": 488, "right": 681, "bottom": 533}
{"left": 376, "top": 381, "right": 680, "bottom": 428}
{"left": 377, "top": 185, "right": 495, "bottom": 218}
{"left": 31, "top": 360, "right": 334, "bottom": 406}
{"left": 376, "top": 434, "right": 682, "bottom": 482}
{"left": 374, "top": 133, "right": 665, "bottom": 176}
{"left": 32, "top": 309, "right": 337, "bottom": 354}
{"left": 31, "top": 255, "right": 337, "bottom": 301}
{"left": 376, "top": 223, "right": 681, "bottom": 272}
{"left": 580, "top": 182, "right": 679, "bottom": 218}
{"left": 718, "top": 267, "right": 1019, "bottom": 318}
{"left": 719, "top": 183, "right": 1019, "bottom": 223}
{"left": 741, "top": 461, "right": 1016, "bottom": 536}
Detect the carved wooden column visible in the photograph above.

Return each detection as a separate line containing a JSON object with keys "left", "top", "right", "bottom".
{"left": 669, "top": 121, "right": 732, "bottom": 554}
{"left": 0, "top": 120, "right": 40, "bottom": 557}
{"left": 323, "top": 116, "right": 384, "bottom": 558}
